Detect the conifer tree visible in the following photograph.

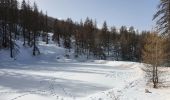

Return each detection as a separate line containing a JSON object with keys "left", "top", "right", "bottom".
{"left": 32, "top": 2, "right": 40, "bottom": 56}
{"left": 100, "top": 21, "right": 110, "bottom": 56}
{"left": 45, "top": 11, "right": 49, "bottom": 44}
{"left": 142, "top": 32, "right": 167, "bottom": 88}
{"left": 153, "top": 0, "right": 170, "bottom": 35}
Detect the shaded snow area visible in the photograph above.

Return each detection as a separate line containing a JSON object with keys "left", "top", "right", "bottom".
{"left": 0, "top": 35, "right": 170, "bottom": 100}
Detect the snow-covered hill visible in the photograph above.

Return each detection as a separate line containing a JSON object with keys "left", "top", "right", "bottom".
{"left": 0, "top": 34, "right": 170, "bottom": 100}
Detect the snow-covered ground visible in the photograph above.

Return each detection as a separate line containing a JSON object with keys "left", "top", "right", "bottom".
{"left": 0, "top": 34, "right": 170, "bottom": 100}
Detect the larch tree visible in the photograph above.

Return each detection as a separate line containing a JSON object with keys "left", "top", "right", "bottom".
{"left": 142, "top": 32, "right": 167, "bottom": 88}
{"left": 53, "top": 19, "right": 61, "bottom": 46}
{"left": 32, "top": 2, "right": 40, "bottom": 56}
{"left": 45, "top": 11, "right": 49, "bottom": 44}
{"left": 110, "top": 26, "right": 120, "bottom": 60}
{"left": 9, "top": 0, "right": 19, "bottom": 58}
{"left": 20, "top": 0, "right": 27, "bottom": 46}
{"left": 119, "top": 26, "right": 129, "bottom": 60}
{"left": 100, "top": 21, "right": 110, "bottom": 57}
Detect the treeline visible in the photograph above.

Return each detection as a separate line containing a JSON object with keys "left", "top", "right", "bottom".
{"left": 52, "top": 17, "right": 153, "bottom": 62}
{"left": 0, "top": 0, "right": 49, "bottom": 58}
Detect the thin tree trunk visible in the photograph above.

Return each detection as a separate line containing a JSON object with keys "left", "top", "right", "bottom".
{"left": 10, "top": 26, "right": 13, "bottom": 58}
{"left": 46, "top": 33, "right": 48, "bottom": 44}
{"left": 33, "top": 32, "right": 36, "bottom": 56}
{"left": 23, "top": 28, "right": 26, "bottom": 46}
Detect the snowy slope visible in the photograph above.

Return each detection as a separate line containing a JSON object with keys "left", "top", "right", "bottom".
{"left": 0, "top": 34, "right": 170, "bottom": 100}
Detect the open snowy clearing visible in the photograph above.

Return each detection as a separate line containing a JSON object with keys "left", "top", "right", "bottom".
{"left": 0, "top": 59, "right": 142, "bottom": 100}
{"left": 1, "top": 60, "right": 170, "bottom": 100}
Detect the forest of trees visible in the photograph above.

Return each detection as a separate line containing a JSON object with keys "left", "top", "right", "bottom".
{"left": 0, "top": 0, "right": 167, "bottom": 62}
{"left": 0, "top": 0, "right": 49, "bottom": 58}
{"left": 0, "top": 0, "right": 169, "bottom": 64}
{"left": 52, "top": 17, "right": 162, "bottom": 62}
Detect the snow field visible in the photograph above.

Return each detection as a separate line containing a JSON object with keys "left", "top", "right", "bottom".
{"left": 0, "top": 34, "right": 170, "bottom": 100}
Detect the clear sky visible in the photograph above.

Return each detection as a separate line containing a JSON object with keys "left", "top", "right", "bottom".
{"left": 18, "top": 0, "right": 160, "bottom": 31}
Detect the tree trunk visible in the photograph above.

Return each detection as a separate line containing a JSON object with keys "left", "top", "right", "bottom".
{"left": 28, "top": 31, "right": 31, "bottom": 46}
{"left": 9, "top": 24, "right": 13, "bottom": 58}
{"left": 33, "top": 32, "right": 36, "bottom": 56}
{"left": 46, "top": 33, "right": 48, "bottom": 44}
{"left": 23, "top": 28, "right": 26, "bottom": 46}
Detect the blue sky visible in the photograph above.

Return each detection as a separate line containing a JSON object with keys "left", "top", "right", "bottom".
{"left": 19, "top": 0, "right": 160, "bottom": 31}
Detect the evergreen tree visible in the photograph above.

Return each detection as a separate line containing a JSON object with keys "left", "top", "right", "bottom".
{"left": 153, "top": 0, "right": 170, "bottom": 35}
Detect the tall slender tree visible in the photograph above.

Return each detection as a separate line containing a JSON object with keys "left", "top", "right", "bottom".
{"left": 100, "top": 21, "right": 110, "bottom": 56}
{"left": 32, "top": 2, "right": 40, "bottom": 56}
{"left": 142, "top": 32, "right": 167, "bottom": 88}
{"left": 45, "top": 11, "right": 49, "bottom": 44}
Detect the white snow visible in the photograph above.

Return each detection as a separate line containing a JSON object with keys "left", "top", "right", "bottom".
{"left": 0, "top": 33, "right": 170, "bottom": 100}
